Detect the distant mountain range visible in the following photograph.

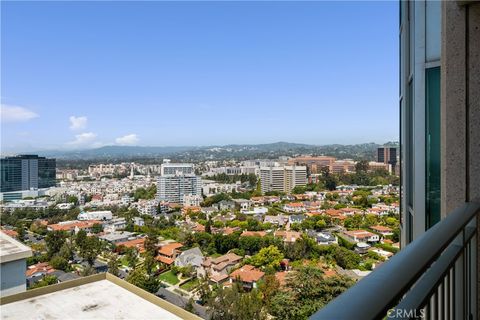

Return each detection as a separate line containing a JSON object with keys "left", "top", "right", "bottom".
{"left": 21, "top": 141, "right": 398, "bottom": 163}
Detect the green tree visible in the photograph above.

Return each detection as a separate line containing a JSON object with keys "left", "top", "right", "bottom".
{"left": 66, "top": 195, "right": 78, "bottom": 205}
{"left": 45, "top": 231, "right": 68, "bottom": 259}
{"left": 355, "top": 160, "right": 370, "bottom": 173}
{"left": 125, "top": 247, "right": 139, "bottom": 268}
{"left": 75, "top": 229, "right": 88, "bottom": 249}
{"left": 248, "top": 245, "right": 284, "bottom": 270}
{"left": 108, "top": 254, "right": 120, "bottom": 276}
{"left": 258, "top": 274, "right": 280, "bottom": 306}
{"left": 91, "top": 223, "right": 103, "bottom": 234}
{"left": 49, "top": 256, "right": 69, "bottom": 271}
{"left": 15, "top": 224, "right": 26, "bottom": 242}
{"left": 80, "top": 265, "right": 96, "bottom": 276}
{"left": 143, "top": 252, "right": 156, "bottom": 275}
{"left": 209, "top": 284, "right": 266, "bottom": 320}
{"left": 269, "top": 266, "right": 353, "bottom": 320}
{"left": 144, "top": 232, "right": 158, "bottom": 256}
{"left": 333, "top": 246, "right": 361, "bottom": 269}
{"left": 205, "top": 218, "right": 212, "bottom": 234}
{"left": 30, "top": 275, "right": 58, "bottom": 289}
{"left": 126, "top": 267, "right": 159, "bottom": 293}
{"left": 79, "top": 236, "right": 102, "bottom": 266}
{"left": 59, "top": 242, "right": 74, "bottom": 261}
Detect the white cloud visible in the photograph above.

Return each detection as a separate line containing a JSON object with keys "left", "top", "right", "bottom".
{"left": 115, "top": 134, "right": 139, "bottom": 145}
{"left": 67, "top": 132, "right": 97, "bottom": 146}
{"left": 0, "top": 104, "right": 39, "bottom": 122}
{"left": 69, "top": 116, "right": 88, "bottom": 130}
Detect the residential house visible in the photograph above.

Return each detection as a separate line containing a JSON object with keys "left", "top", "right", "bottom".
{"left": 288, "top": 214, "right": 306, "bottom": 225}
{"left": 343, "top": 230, "right": 380, "bottom": 243}
{"left": 240, "top": 231, "right": 267, "bottom": 237}
{"left": 274, "top": 230, "right": 302, "bottom": 243}
{"left": 240, "top": 207, "right": 268, "bottom": 215}
{"left": 116, "top": 237, "right": 146, "bottom": 253}
{"left": 370, "top": 225, "right": 394, "bottom": 236}
{"left": 103, "top": 218, "right": 127, "bottom": 233}
{"left": 283, "top": 202, "right": 306, "bottom": 213}
{"left": 229, "top": 265, "right": 264, "bottom": 290}
{"left": 99, "top": 231, "right": 134, "bottom": 244}
{"left": 232, "top": 199, "right": 252, "bottom": 211}
{"left": 199, "top": 253, "right": 242, "bottom": 284}
{"left": 369, "top": 248, "right": 394, "bottom": 260}
{"left": 174, "top": 247, "right": 204, "bottom": 271}
{"left": 47, "top": 220, "right": 101, "bottom": 234}
{"left": 263, "top": 215, "right": 288, "bottom": 227}
{"left": 156, "top": 242, "right": 183, "bottom": 265}
{"left": 26, "top": 262, "right": 56, "bottom": 287}
{"left": 309, "top": 231, "right": 338, "bottom": 245}
{"left": 215, "top": 200, "right": 236, "bottom": 211}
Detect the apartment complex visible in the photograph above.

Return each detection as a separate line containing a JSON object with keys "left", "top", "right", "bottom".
{"left": 0, "top": 155, "right": 56, "bottom": 192}
{"left": 157, "top": 162, "right": 201, "bottom": 204}
{"left": 259, "top": 165, "right": 307, "bottom": 194}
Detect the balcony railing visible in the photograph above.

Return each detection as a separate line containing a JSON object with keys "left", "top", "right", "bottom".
{"left": 310, "top": 202, "right": 479, "bottom": 320}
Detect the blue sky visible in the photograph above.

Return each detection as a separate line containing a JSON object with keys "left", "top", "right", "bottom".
{"left": 1, "top": 1, "right": 398, "bottom": 151}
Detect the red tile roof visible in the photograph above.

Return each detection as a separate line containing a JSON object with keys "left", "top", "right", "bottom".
{"left": 230, "top": 265, "right": 264, "bottom": 283}
{"left": 158, "top": 242, "right": 183, "bottom": 257}
{"left": 26, "top": 262, "right": 55, "bottom": 277}
{"left": 117, "top": 238, "right": 146, "bottom": 253}
{"left": 240, "top": 231, "right": 267, "bottom": 237}
{"left": 370, "top": 225, "right": 393, "bottom": 232}
{"left": 1, "top": 229, "right": 18, "bottom": 238}
{"left": 156, "top": 256, "right": 174, "bottom": 265}
{"left": 48, "top": 220, "right": 101, "bottom": 232}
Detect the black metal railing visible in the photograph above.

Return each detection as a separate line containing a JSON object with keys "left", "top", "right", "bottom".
{"left": 310, "top": 202, "right": 479, "bottom": 320}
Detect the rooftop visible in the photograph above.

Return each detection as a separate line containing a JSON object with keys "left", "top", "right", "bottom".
{"left": 0, "top": 273, "right": 200, "bottom": 320}
{"left": 0, "top": 232, "right": 32, "bottom": 264}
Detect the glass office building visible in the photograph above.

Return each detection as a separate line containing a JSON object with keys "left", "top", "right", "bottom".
{"left": 0, "top": 155, "right": 56, "bottom": 192}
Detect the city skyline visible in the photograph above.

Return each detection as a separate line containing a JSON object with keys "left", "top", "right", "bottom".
{"left": 2, "top": 1, "right": 398, "bottom": 151}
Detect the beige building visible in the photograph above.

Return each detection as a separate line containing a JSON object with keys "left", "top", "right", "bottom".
{"left": 288, "top": 156, "right": 336, "bottom": 174}
{"left": 260, "top": 165, "right": 307, "bottom": 194}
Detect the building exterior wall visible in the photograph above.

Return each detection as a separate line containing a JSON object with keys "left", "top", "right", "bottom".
{"left": 1, "top": 259, "right": 27, "bottom": 297}
{"left": 402, "top": 0, "right": 480, "bottom": 315}
{"left": 440, "top": 1, "right": 480, "bottom": 316}
{"left": 400, "top": 0, "right": 442, "bottom": 246}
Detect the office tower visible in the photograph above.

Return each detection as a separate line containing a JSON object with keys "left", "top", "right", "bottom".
{"left": 260, "top": 165, "right": 307, "bottom": 194}
{"left": 156, "top": 162, "right": 201, "bottom": 204}
{"left": 0, "top": 155, "right": 56, "bottom": 192}
{"left": 377, "top": 146, "right": 398, "bottom": 168}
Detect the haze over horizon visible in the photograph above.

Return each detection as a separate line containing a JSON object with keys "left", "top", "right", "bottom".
{"left": 1, "top": 1, "right": 398, "bottom": 152}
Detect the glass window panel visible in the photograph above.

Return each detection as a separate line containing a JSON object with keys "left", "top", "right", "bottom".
{"left": 426, "top": 67, "right": 441, "bottom": 228}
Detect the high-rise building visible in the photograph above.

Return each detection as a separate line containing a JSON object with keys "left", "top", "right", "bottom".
{"left": 0, "top": 155, "right": 56, "bottom": 192}
{"left": 377, "top": 146, "right": 398, "bottom": 169}
{"left": 160, "top": 161, "right": 195, "bottom": 176}
{"left": 260, "top": 165, "right": 307, "bottom": 194}
{"left": 312, "top": 2, "right": 480, "bottom": 319}
{"left": 156, "top": 162, "right": 201, "bottom": 204}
